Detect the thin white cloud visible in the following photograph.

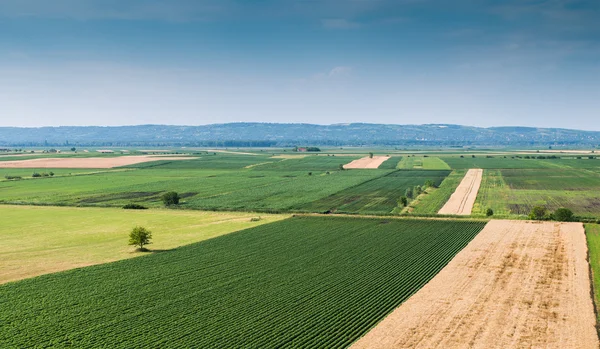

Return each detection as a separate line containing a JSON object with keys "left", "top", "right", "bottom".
{"left": 321, "top": 18, "right": 361, "bottom": 29}
{"left": 329, "top": 66, "right": 352, "bottom": 77}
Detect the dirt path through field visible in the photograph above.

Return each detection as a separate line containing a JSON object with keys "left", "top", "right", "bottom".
{"left": 438, "top": 168, "right": 482, "bottom": 215}
{"left": 0, "top": 155, "right": 196, "bottom": 168}
{"left": 344, "top": 156, "right": 391, "bottom": 169}
{"left": 350, "top": 220, "right": 598, "bottom": 349}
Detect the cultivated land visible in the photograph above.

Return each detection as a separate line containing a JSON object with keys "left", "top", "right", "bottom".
{"left": 0, "top": 217, "right": 486, "bottom": 348}
{"left": 351, "top": 220, "right": 598, "bottom": 349}
{"left": 343, "top": 156, "right": 391, "bottom": 169}
{"left": 0, "top": 205, "right": 286, "bottom": 284}
{"left": 438, "top": 168, "right": 483, "bottom": 215}
{"left": 0, "top": 155, "right": 196, "bottom": 168}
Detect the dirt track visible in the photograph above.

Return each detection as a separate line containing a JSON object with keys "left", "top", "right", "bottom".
{"left": 0, "top": 155, "right": 196, "bottom": 168}
{"left": 351, "top": 220, "right": 598, "bottom": 349}
{"left": 438, "top": 168, "right": 483, "bottom": 215}
{"left": 344, "top": 156, "right": 391, "bottom": 169}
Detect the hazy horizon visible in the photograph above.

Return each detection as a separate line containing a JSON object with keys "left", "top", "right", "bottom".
{"left": 1, "top": 0, "right": 599, "bottom": 130}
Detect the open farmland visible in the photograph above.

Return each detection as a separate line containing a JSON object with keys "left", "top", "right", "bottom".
{"left": 343, "top": 156, "right": 391, "bottom": 169}
{"left": 352, "top": 220, "right": 598, "bottom": 349}
{"left": 473, "top": 168, "right": 600, "bottom": 217}
{"left": 299, "top": 170, "right": 450, "bottom": 214}
{"left": 0, "top": 216, "right": 486, "bottom": 348}
{"left": 0, "top": 205, "right": 286, "bottom": 284}
{"left": 410, "top": 170, "right": 466, "bottom": 214}
{"left": 397, "top": 156, "right": 450, "bottom": 170}
{"left": 586, "top": 224, "right": 600, "bottom": 323}
{"left": 438, "top": 168, "right": 483, "bottom": 215}
{"left": 0, "top": 155, "right": 197, "bottom": 168}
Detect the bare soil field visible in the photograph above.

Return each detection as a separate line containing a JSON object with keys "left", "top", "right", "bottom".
{"left": 438, "top": 168, "right": 483, "bottom": 215}
{"left": 0, "top": 155, "right": 196, "bottom": 169}
{"left": 344, "top": 156, "right": 391, "bottom": 169}
{"left": 351, "top": 220, "right": 598, "bottom": 349}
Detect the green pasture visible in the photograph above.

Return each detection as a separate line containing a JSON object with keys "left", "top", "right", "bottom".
{"left": 410, "top": 170, "right": 466, "bottom": 214}
{"left": 302, "top": 170, "right": 450, "bottom": 214}
{"left": 397, "top": 156, "right": 450, "bottom": 170}
{"left": 0, "top": 216, "right": 485, "bottom": 348}
{"left": 0, "top": 205, "right": 286, "bottom": 284}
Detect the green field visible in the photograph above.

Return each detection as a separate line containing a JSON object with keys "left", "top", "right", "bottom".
{"left": 0, "top": 216, "right": 486, "bottom": 348}
{"left": 410, "top": 170, "right": 466, "bottom": 214}
{"left": 302, "top": 170, "right": 450, "bottom": 214}
{"left": 397, "top": 156, "right": 450, "bottom": 170}
{"left": 585, "top": 224, "right": 600, "bottom": 323}
{"left": 0, "top": 205, "right": 286, "bottom": 284}
{"left": 473, "top": 169, "right": 600, "bottom": 217}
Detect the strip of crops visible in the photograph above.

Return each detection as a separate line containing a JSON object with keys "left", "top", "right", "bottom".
{"left": 300, "top": 170, "right": 450, "bottom": 214}
{"left": 0, "top": 216, "right": 486, "bottom": 348}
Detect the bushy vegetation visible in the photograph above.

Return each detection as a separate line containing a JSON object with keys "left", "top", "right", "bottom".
{"left": 0, "top": 217, "right": 485, "bottom": 348}
{"left": 122, "top": 203, "right": 148, "bottom": 210}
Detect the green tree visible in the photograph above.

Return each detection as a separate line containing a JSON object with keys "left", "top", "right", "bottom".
{"left": 414, "top": 185, "right": 423, "bottom": 196}
{"left": 399, "top": 196, "right": 408, "bottom": 207}
{"left": 553, "top": 208, "right": 574, "bottom": 222}
{"left": 161, "top": 191, "right": 180, "bottom": 206}
{"left": 424, "top": 179, "right": 435, "bottom": 188}
{"left": 405, "top": 187, "right": 413, "bottom": 199}
{"left": 486, "top": 208, "right": 494, "bottom": 217}
{"left": 128, "top": 226, "right": 152, "bottom": 250}
{"left": 369, "top": 152, "right": 374, "bottom": 158}
{"left": 339, "top": 164, "right": 345, "bottom": 171}
{"left": 528, "top": 206, "right": 547, "bottom": 220}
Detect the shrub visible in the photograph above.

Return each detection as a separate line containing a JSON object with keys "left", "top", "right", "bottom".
{"left": 486, "top": 208, "right": 494, "bottom": 217}
{"left": 399, "top": 196, "right": 408, "bottom": 207}
{"left": 405, "top": 187, "right": 413, "bottom": 199}
{"left": 123, "top": 203, "right": 148, "bottom": 210}
{"left": 528, "top": 206, "right": 547, "bottom": 220}
{"left": 4, "top": 175, "right": 22, "bottom": 180}
{"left": 32, "top": 172, "right": 41, "bottom": 178}
{"left": 250, "top": 217, "right": 262, "bottom": 222}
{"left": 553, "top": 208, "right": 574, "bottom": 222}
{"left": 161, "top": 191, "right": 180, "bottom": 206}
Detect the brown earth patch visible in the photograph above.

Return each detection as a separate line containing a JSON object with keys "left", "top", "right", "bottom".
{"left": 0, "top": 155, "right": 196, "bottom": 169}
{"left": 343, "top": 156, "right": 391, "bottom": 169}
{"left": 350, "top": 220, "right": 598, "bottom": 349}
{"left": 438, "top": 168, "right": 483, "bottom": 215}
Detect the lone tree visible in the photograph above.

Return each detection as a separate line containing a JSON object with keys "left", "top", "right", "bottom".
{"left": 369, "top": 152, "right": 374, "bottom": 158}
{"left": 528, "top": 206, "right": 547, "bottom": 220}
{"left": 486, "top": 208, "right": 494, "bottom": 217}
{"left": 553, "top": 208, "right": 574, "bottom": 222}
{"left": 405, "top": 187, "right": 413, "bottom": 199}
{"left": 161, "top": 191, "right": 180, "bottom": 206}
{"left": 399, "top": 196, "right": 408, "bottom": 207}
{"left": 339, "top": 164, "right": 345, "bottom": 171}
{"left": 129, "top": 226, "right": 152, "bottom": 250}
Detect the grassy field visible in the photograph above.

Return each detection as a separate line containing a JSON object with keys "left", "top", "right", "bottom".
{"left": 377, "top": 156, "right": 402, "bottom": 169}
{"left": 473, "top": 169, "right": 600, "bottom": 217}
{"left": 0, "top": 216, "right": 486, "bottom": 348}
{"left": 585, "top": 224, "right": 600, "bottom": 323}
{"left": 397, "top": 156, "right": 450, "bottom": 170}
{"left": 410, "top": 170, "right": 466, "bottom": 214}
{"left": 0, "top": 205, "right": 286, "bottom": 284}
{"left": 301, "top": 170, "right": 450, "bottom": 214}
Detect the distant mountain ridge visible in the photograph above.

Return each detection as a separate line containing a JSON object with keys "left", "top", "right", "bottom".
{"left": 0, "top": 123, "right": 599, "bottom": 147}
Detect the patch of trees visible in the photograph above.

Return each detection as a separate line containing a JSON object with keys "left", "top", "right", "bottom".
{"left": 123, "top": 203, "right": 148, "bottom": 210}
{"left": 528, "top": 206, "right": 574, "bottom": 222}
{"left": 161, "top": 191, "right": 180, "bottom": 206}
{"left": 4, "top": 175, "right": 22, "bottom": 180}
{"left": 32, "top": 172, "right": 54, "bottom": 178}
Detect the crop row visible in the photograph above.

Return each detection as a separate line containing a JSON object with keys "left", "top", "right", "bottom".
{"left": 0, "top": 217, "right": 486, "bottom": 348}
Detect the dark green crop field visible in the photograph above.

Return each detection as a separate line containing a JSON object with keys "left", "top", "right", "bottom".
{"left": 0, "top": 216, "right": 486, "bottom": 349}
{"left": 301, "top": 170, "right": 450, "bottom": 214}
{"left": 441, "top": 156, "right": 560, "bottom": 169}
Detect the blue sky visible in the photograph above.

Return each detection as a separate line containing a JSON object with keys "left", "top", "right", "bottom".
{"left": 1, "top": 0, "right": 599, "bottom": 129}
